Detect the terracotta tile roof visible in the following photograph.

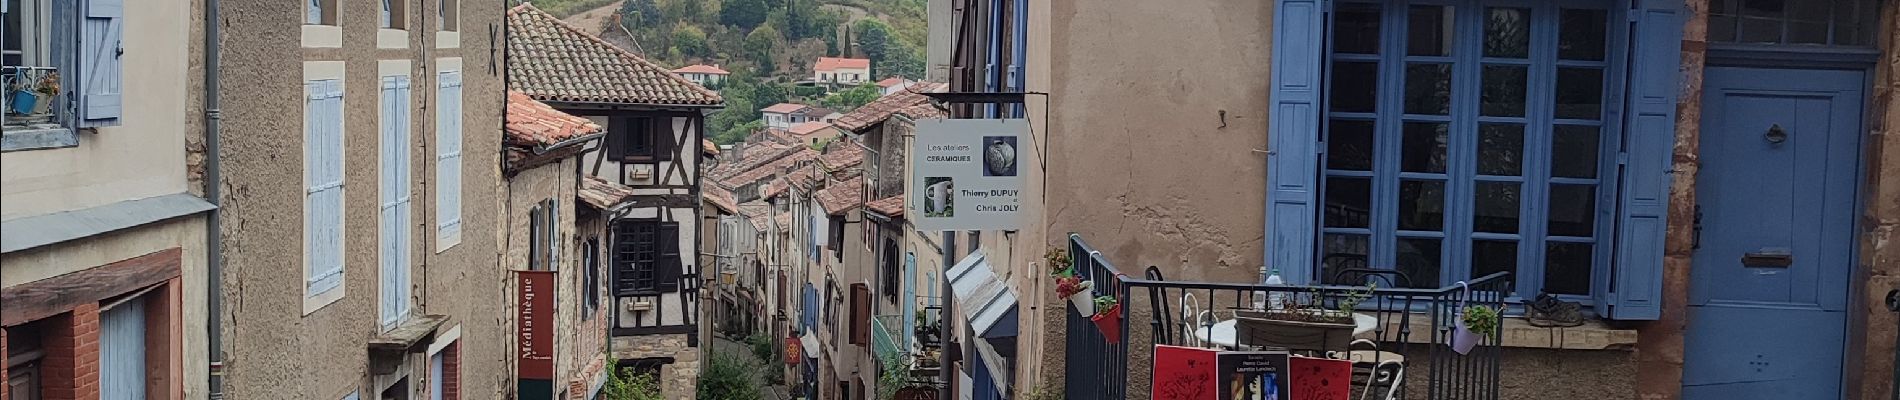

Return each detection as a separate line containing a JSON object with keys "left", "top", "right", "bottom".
{"left": 507, "top": 4, "right": 722, "bottom": 105}
{"left": 578, "top": 175, "right": 636, "bottom": 210}
{"left": 789, "top": 121, "right": 835, "bottom": 137}
{"left": 703, "top": 139, "right": 719, "bottom": 157}
{"left": 865, "top": 195, "right": 904, "bottom": 217}
{"left": 876, "top": 76, "right": 907, "bottom": 88}
{"left": 815, "top": 57, "right": 871, "bottom": 71}
{"left": 818, "top": 143, "right": 863, "bottom": 171}
{"left": 720, "top": 148, "right": 818, "bottom": 188}
{"left": 761, "top": 103, "right": 809, "bottom": 114}
{"left": 673, "top": 64, "right": 730, "bottom": 75}
{"left": 506, "top": 91, "right": 602, "bottom": 148}
{"left": 833, "top": 82, "right": 946, "bottom": 132}
{"left": 815, "top": 177, "right": 865, "bottom": 215}
{"left": 702, "top": 183, "right": 739, "bottom": 214}
{"left": 775, "top": 213, "right": 792, "bottom": 232}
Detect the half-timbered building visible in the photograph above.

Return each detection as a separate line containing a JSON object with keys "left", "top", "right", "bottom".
{"left": 507, "top": 4, "right": 723, "bottom": 397}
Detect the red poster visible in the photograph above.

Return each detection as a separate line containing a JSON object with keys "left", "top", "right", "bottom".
{"left": 784, "top": 337, "right": 802, "bottom": 365}
{"left": 1152, "top": 345, "right": 1219, "bottom": 400}
{"left": 516, "top": 270, "right": 556, "bottom": 380}
{"left": 1289, "top": 356, "right": 1352, "bottom": 400}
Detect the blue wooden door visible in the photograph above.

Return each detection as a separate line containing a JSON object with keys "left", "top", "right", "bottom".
{"left": 1686, "top": 66, "right": 1862, "bottom": 400}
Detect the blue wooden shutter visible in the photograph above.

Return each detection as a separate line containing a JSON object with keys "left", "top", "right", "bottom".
{"left": 901, "top": 252, "right": 916, "bottom": 347}
{"left": 429, "top": 349, "right": 445, "bottom": 400}
{"left": 380, "top": 75, "right": 413, "bottom": 328}
{"left": 1597, "top": 0, "right": 1681, "bottom": 321}
{"left": 78, "top": 0, "right": 124, "bottom": 126}
{"left": 100, "top": 296, "right": 147, "bottom": 400}
{"left": 436, "top": 71, "right": 463, "bottom": 245}
{"left": 548, "top": 200, "right": 560, "bottom": 271}
{"left": 1264, "top": 0, "right": 1327, "bottom": 284}
{"left": 307, "top": 80, "right": 346, "bottom": 295}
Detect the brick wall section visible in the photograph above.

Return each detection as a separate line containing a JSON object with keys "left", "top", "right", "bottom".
{"left": 2, "top": 327, "right": 9, "bottom": 399}
{"left": 44, "top": 304, "right": 102, "bottom": 400}
{"left": 444, "top": 342, "right": 461, "bottom": 400}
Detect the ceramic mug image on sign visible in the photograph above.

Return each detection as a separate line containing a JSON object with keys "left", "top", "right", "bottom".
{"left": 924, "top": 177, "right": 954, "bottom": 217}
{"left": 983, "top": 136, "right": 1017, "bottom": 177}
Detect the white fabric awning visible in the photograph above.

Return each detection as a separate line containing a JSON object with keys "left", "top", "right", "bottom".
{"left": 800, "top": 331, "right": 820, "bottom": 359}
{"left": 947, "top": 250, "right": 1018, "bottom": 338}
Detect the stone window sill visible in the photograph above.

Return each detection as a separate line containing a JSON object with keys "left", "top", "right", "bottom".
{"left": 1, "top": 126, "right": 77, "bottom": 152}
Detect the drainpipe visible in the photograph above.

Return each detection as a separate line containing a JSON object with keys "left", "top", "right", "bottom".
{"left": 201, "top": 0, "right": 224, "bottom": 396}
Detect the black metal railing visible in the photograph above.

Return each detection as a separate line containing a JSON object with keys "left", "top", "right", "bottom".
{"left": 1888, "top": 289, "right": 1898, "bottom": 400}
{"left": 1063, "top": 233, "right": 1509, "bottom": 400}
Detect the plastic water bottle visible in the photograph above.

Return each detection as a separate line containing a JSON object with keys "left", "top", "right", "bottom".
{"left": 1264, "top": 268, "right": 1286, "bottom": 310}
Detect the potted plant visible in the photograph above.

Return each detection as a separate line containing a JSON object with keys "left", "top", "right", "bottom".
{"left": 1055, "top": 275, "right": 1094, "bottom": 316}
{"left": 1452, "top": 304, "right": 1499, "bottom": 355}
{"left": 1044, "top": 248, "right": 1073, "bottom": 277}
{"left": 1090, "top": 295, "right": 1122, "bottom": 344}
{"left": 1232, "top": 283, "right": 1374, "bottom": 350}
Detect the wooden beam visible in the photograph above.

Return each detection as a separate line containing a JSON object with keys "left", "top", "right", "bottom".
{"left": 2, "top": 248, "right": 182, "bottom": 326}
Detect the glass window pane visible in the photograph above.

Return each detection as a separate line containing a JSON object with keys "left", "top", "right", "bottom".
{"left": 1401, "top": 122, "right": 1448, "bottom": 173}
{"left": 1472, "top": 240, "right": 1518, "bottom": 282}
{"left": 1739, "top": 17, "right": 1781, "bottom": 43}
{"left": 1710, "top": 0, "right": 1730, "bottom": 16}
{"left": 1552, "top": 125, "right": 1601, "bottom": 179}
{"left": 1478, "top": 123, "right": 1524, "bottom": 176}
{"left": 1548, "top": 184, "right": 1598, "bottom": 237}
{"left": 1710, "top": 15, "right": 1739, "bottom": 42}
{"left": 1327, "top": 119, "right": 1375, "bottom": 171}
{"left": 1739, "top": 0, "right": 1783, "bottom": 17}
{"left": 1555, "top": 68, "right": 1604, "bottom": 120}
{"left": 1789, "top": 0, "right": 1828, "bottom": 22}
{"left": 1481, "top": 65, "right": 1527, "bottom": 117}
{"left": 1332, "top": 61, "right": 1379, "bottom": 113}
{"left": 1833, "top": 22, "right": 1863, "bottom": 46}
{"left": 1544, "top": 242, "right": 1594, "bottom": 295}
{"left": 1325, "top": 177, "right": 1373, "bottom": 228}
{"left": 1398, "top": 180, "right": 1445, "bottom": 231}
{"left": 1790, "top": 22, "right": 1827, "bottom": 44}
{"left": 1336, "top": 3, "right": 1383, "bottom": 54}
{"left": 1405, "top": 63, "right": 1452, "bottom": 115}
{"left": 1473, "top": 181, "right": 1520, "bottom": 234}
{"left": 1396, "top": 238, "right": 1442, "bottom": 288}
{"left": 1320, "top": 234, "right": 1371, "bottom": 284}
{"left": 1408, "top": 5, "right": 1456, "bottom": 56}
{"left": 1483, "top": 7, "right": 1531, "bottom": 58}
{"left": 1559, "top": 9, "right": 1607, "bottom": 61}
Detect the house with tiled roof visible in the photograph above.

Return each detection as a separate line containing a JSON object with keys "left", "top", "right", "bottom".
{"left": 508, "top": 4, "right": 723, "bottom": 397}
{"left": 499, "top": 91, "right": 638, "bottom": 400}
{"left": 761, "top": 103, "right": 837, "bottom": 129}
{"left": 876, "top": 76, "right": 916, "bottom": 96}
{"left": 814, "top": 57, "right": 873, "bottom": 85}
{"left": 672, "top": 64, "right": 730, "bottom": 87}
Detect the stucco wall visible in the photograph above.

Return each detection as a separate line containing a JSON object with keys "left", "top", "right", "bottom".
{"left": 0, "top": 0, "right": 194, "bottom": 221}
{"left": 213, "top": 0, "right": 507, "bottom": 397}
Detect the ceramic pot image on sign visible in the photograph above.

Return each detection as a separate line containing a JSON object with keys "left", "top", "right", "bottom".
{"left": 924, "top": 177, "right": 954, "bottom": 217}
{"left": 982, "top": 136, "right": 1017, "bottom": 177}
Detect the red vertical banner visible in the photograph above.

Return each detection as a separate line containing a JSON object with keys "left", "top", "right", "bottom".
{"left": 516, "top": 270, "right": 556, "bottom": 380}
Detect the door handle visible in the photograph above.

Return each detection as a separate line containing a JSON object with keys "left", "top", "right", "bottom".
{"left": 1741, "top": 248, "right": 1793, "bottom": 268}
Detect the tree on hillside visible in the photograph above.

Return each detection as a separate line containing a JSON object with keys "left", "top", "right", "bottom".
{"left": 659, "top": 0, "right": 722, "bottom": 25}
{"left": 743, "top": 25, "right": 782, "bottom": 72}
{"left": 621, "top": 0, "right": 661, "bottom": 26}
{"left": 672, "top": 25, "right": 710, "bottom": 59}
{"left": 819, "top": 85, "right": 881, "bottom": 111}
{"left": 853, "top": 19, "right": 894, "bottom": 62}
{"left": 851, "top": 18, "right": 923, "bottom": 78}
{"left": 721, "top": 0, "right": 769, "bottom": 29}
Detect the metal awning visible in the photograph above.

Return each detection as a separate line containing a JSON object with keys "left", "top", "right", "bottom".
{"left": 948, "top": 250, "right": 1018, "bottom": 339}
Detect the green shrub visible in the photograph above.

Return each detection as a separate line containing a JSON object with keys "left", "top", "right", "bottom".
{"left": 696, "top": 353, "right": 762, "bottom": 400}
{"left": 600, "top": 366, "right": 663, "bottom": 400}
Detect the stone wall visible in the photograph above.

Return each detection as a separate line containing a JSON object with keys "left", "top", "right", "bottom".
{"left": 613, "top": 333, "right": 701, "bottom": 399}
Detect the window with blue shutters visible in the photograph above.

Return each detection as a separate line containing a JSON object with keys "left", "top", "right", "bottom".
{"left": 380, "top": 74, "right": 414, "bottom": 330}
{"left": 306, "top": 79, "right": 346, "bottom": 298}
{"left": 436, "top": 70, "right": 463, "bottom": 250}
{"left": 100, "top": 294, "right": 147, "bottom": 400}
{"left": 1266, "top": 0, "right": 1673, "bottom": 319}
{"left": 2, "top": 0, "right": 123, "bottom": 131}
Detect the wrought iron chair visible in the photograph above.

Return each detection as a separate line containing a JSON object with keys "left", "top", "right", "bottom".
{"left": 1327, "top": 269, "right": 1415, "bottom": 399}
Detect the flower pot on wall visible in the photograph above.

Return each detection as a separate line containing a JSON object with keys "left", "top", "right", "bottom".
{"left": 1450, "top": 318, "right": 1481, "bottom": 355}
{"left": 1067, "top": 291, "right": 1094, "bottom": 317}
{"left": 9, "top": 90, "right": 39, "bottom": 115}
{"left": 1091, "top": 304, "right": 1122, "bottom": 344}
